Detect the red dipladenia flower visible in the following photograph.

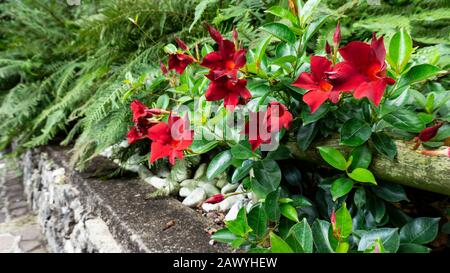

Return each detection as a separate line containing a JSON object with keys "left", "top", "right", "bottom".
{"left": 292, "top": 56, "right": 363, "bottom": 112}
{"left": 205, "top": 71, "right": 251, "bottom": 108}
{"left": 338, "top": 33, "right": 395, "bottom": 106}
{"left": 127, "top": 100, "right": 163, "bottom": 144}
{"left": 168, "top": 53, "right": 194, "bottom": 74}
{"left": 244, "top": 102, "right": 293, "bottom": 151}
{"left": 201, "top": 26, "right": 246, "bottom": 80}
{"left": 201, "top": 26, "right": 251, "bottom": 109}
{"left": 147, "top": 113, "right": 193, "bottom": 165}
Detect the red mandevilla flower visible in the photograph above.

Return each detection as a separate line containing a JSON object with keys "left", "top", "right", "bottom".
{"left": 201, "top": 26, "right": 251, "bottom": 109}
{"left": 147, "top": 113, "right": 193, "bottom": 165}
{"left": 243, "top": 102, "right": 293, "bottom": 151}
{"left": 127, "top": 100, "right": 161, "bottom": 144}
{"left": 168, "top": 53, "right": 194, "bottom": 74}
{"left": 417, "top": 122, "right": 443, "bottom": 142}
{"left": 204, "top": 71, "right": 251, "bottom": 108}
{"left": 204, "top": 194, "right": 225, "bottom": 204}
{"left": 292, "top": 56, "right": 363, "bottom": 113}
{"left": 338, "top": 33, "right": 395, "bottom": 106}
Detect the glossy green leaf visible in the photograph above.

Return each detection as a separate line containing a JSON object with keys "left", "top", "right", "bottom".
{"left": 286, "top": 219, "right": 313, "bottom": 253}
{"left": 270, "top": 232, "right": 294, "bottom": 253}
{"left": 399, "top": 64, "right": 442, "bottom": 88}
{"left": 383, "top": 109, "right": 426, "bottom": 133}
{"left": 206, "top": 150, "right": 232, "bottom": 180}
{"left": 280, "top": 203, "right": 299, "bottom": 222}
{"left": 398, "top": 243, "right": 431, "bottom": 253}
{"left": 260, "top": 22, "right": 296, "bottom": 44}
{"left": 297, "top": 122, "right": 318, "bottom": 151}
{"left": 231, "top": 160, "right": 254, "bottom": 184}
{"left": 335, "top": 203, "right": 353, "bottom": 239}
{"left": 331, "top": 178, "right": 354, "bottom": 201}
{"left": 266, "top": 6, "right": 298, "bottom": 25}
{"left": 349, "top": 145, "right": 372, "bottom": 170}
{"left": 371, "top": 181, "right": 408, "bottom": 202}
{"left": 247, "top": 204, "right": 268, "bottom": 239}
{"left": 399, "top": 217, "right": 440, "bottom": 244}
{"left": 340, "top": 119, "right": 372, "bottom": 147}
{"left": 230, "top": 141, "right": 253, "bottom": 159}
{"left": 317, "top": 146, "right": 347, "bottom": 171}
{"left": 224, "top": 207, "right": 253, "bottom": 237}
{"left": 252, "top": 159, "right": 282, "bottom": 198}
{"left": 301, "top": 103, "right": 329, "bottom": 125}
{"left": 389, "top": 29, "right": 413, "bottom": 73}
{"left": 371, "top": 132, "right": 397, "bottom": 160}
{"left": 265, "top": 189, "right": 281, "bottom": 222}
{"left": 348, "top": 168, "right": 377, "bottom": 185}
{"left": 312, "top": 219, "right": 335, "bottom": 253}
{"left": 358, "top": 228, "right": 400, "bottom": 253}
{"left": 211, "top": 228, "right": 238, "bottom": 243}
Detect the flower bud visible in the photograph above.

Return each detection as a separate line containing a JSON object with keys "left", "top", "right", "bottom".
{"left": 175, "top": 37, "right": 189, "bottom": 51}
{"left": 160, "top": 61, "right": 168, "bottom": 75}
{"left": 333, "top": 21, "right": 341, "bottom": 46}
{"left": 325, "top": 41, "right": 332, "bottom": 55}
{"left": 417, "top": 122, "right": 443, "bottom": 142}
{"left": 204, "top": 194, "right": 225, "bottom": 204}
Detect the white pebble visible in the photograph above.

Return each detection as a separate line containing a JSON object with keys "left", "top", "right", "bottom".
{"left": 221, "top": 183, "right": 239, "bottom": 194}
{"left": 182, "top": 188, "right": 206, "bottom": 207}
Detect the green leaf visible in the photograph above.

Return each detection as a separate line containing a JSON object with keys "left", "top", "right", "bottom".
{"left": 301, "top": 103, "right": 329, "bottom": 125}
{"left": 397, "top": 243, "right": 431, "bottom": 253}
{"left": 252, "top": 159, "right": 282, "bottom": 198}
{"left": 399, "top": 64, "right": 442, "bottom": 88}
{"left": 335, "top": 203, "right": 353, "bottom": 239}
{"left": 280, "top": 203, "right": 299, "bottom": 222}
{"left": 383, "top": 109, "right": 426, "bottom": 133}
{"left": 230, "top": 141, "right": 253, "bottom": 159}
{"left": 399, "top": 217, "right": 440, "bottom": 244}
{"left": 266, "top": 6, "right": 298, "bottom": 25}
{"left": 317, "top": 146, "right": 347, "bottom": 171}
{"left": 231, "top": 160, "right": 254, "bottom": 184}
{"left": 312, "top": 219, "right": 335, "bottom": 253}
{"left": 354, "top": 188, "right": 366, "bottom": 210}
{"left": 291, "top": 196, "right": 312, "bottom": 208}
{"left": 247, "top": 204, "right": 268, "bottom": 239}
{"left": 260, "top": 22, "right": 296, "bottom": 44}
{"left": 224, "top": 207, "right": 253, "bottom": 237}
{"left": 265, "top": 189, "right": 281, "bottom": 222}
{"left": 297, "top": 122, "right": 318, "bottom": 151}
{"left": 331, "top": 178, "right": 354, "bottom": 201}
{"left": 206, "top": 150, "right": 232, "bottom": 180}
{"left": 300, "top": 15, "right": 329, "bottom": 55}
{"left": 266, "top": 144, "right": 291, "bottom": 160}
{"left": 349, "top": 145, "right": 372, "bottom": 170}
{"left": 156, "top": 94, "right": 169, "bottom": 109}
{"left": 371, "top": 132, "right": 397, "bottom": 160}
{"left": 388, "top": 29, "right": 413, "bottom": 73}
{"left": 163, "top": 43, "right": 177, "bottom": 54}
{"left": 340, "top": 119, "right": 372, "bottom": 147}
{"left": 358, "top": 228, "right": 400, "bottom": 253}
{"left": 270, "top": 232, "right": 294, "bottom": 253}
{"left": 286, "top": 219, "right": 313, "bottom": 253}
{"left": 371, "top": 181, "right": 408, "bottom": 202}
{"left": 211, "top": 228, "right": 238, "bottom": 243}
{"left": 190, "top": 139, "right": 219, "bottom": 154}
{"left": 188, "top": 0, "right": 218, "bottom": 32}
{"left": 347, "top": 168, "right": 377, "bottom": 185}
{"left": 299, "top": 0, "right": 322, "bottom": 26}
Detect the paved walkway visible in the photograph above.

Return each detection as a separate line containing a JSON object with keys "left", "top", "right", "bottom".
{"left": 0, "top": 159, "right": 48, "bottom": 253}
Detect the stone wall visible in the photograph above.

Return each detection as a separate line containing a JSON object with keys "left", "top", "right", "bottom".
{"left": 19, "top": 146, "right": 229, "bottom": 253}
{"left": 22, "top": 150, "right": 122, "bottom": 253}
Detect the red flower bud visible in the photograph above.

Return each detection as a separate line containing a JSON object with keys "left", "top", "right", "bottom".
{"left": 175, "top": 37, "right": 189, "bottom": 51}
{"left": 204, "top": 194, "right": 225, "bottom": 204}
{"left": 325, "top": 41, "right": 332, "bottom": 55}
{"left": 207, "top": 25, "right": 223, "bottom": 43}
{"left": 233, "top": 27, "right": 238, "bottom": 47}
{"left": 333, "top": 21, "right": 341, "bottom": 46}
{"left": 331, "top": 209, "right": 336, "bottom": 226}
{"left": 417, "top": 122, "right": 443, "bottom": 142}
{"left": 160, "top": 61, "right": 168, "bottom": 75}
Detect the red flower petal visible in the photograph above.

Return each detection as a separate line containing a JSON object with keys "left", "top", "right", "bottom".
{"left": 353, "top": 79, "right": 387, "bottom": 106}
{"left": 150, "top": 141, "right": 172, "bottom": 164}
{"left": 292, "top": 72, "right": 319, "bottom": 90}
{"left": 333, "top": 21, "right": 341, "bottom": 46}
{"left": 303, "top": 90, "right": 330, "bottom": 113}
{"left": 310, "top": 56, "right": 332, "bottom": 81}
{"left": 338, "top": 41, "right": 372, "bottom": 71}
{"left": 200, "top": 52, "right": 222, "bottom": 70}
{"left": 147, "top": 122, "right": 171, "bottom": 143}
{"left": 204, "top": 194, "right": 225, "bottom": 204}
{"left": 127, "top": 126, "right": 144, "bottom": 144}
{"left": 130, "top": 100, "right": 149, "bottom": 123}
{"left": 205, "top": 79, "right": 228, "bottom": 101}
{"left": 207, "top": 25, "right": 223, "bottom": 43}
